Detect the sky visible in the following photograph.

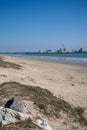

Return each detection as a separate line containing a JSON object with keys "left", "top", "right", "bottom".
{"left": 0, "top": 0, "right": 87, "bottom": 52}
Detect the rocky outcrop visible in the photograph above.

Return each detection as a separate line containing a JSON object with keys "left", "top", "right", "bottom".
{"left": 5, "top": 97, "right": 28, "bottom": 114}
{"left": 0, "top": 97, "right": 52, "bottom": 130}
{"left": 0, "top": 107, "right": 32, "bottom": 125}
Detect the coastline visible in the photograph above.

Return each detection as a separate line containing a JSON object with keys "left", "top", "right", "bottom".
{"left": 0, "top": 54, "right": 87, "bottom": 108}
{"left": 0, "top": 54, "right": 87, "bottom": 130}
{"left": 3, "top": 53, "right": 87, "bottom": 67}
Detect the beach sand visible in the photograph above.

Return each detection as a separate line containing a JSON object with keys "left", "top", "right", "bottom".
{"left": 0, "top": 54, "right": 87, "bottom": 129}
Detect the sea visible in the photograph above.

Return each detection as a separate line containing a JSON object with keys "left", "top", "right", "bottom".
{"left": 12, "top": 53, "right": 87, "bottom": 65}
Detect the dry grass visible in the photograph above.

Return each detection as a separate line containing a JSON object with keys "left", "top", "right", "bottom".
{"left": 0, "top": 119, "right": 42, "bottom": 130}
{"left": 0, "top": 57, "right": 21, "bottom": 69}
{"left": 0, "top": 81, "right": 87, "bottom": 128}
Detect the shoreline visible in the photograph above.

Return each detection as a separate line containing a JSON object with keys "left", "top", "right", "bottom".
{"left": 0, "top": 54, "right": 87, "bottom": 109}
{"left": 3, "top": 52, "right": 87, "bottom": 64}
{"left": 1, "top": 54, "right": 87, "bottom": 68}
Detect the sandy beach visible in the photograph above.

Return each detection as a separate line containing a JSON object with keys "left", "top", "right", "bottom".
{"left": 0, "top": 54, "right": 87, "bottom": 107}
{"left": 0, "top": 54, "right": 87, "bottom": 130}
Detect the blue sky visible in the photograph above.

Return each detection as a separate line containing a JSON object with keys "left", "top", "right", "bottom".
{"left": 0, "top": 0, "right": 87, "bottom": 52}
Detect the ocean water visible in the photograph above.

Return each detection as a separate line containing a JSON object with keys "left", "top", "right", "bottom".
{"left": 13, "top": 53, "right": 87, "bottom": 65}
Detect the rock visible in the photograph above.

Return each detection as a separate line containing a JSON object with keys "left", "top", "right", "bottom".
{"left": 0, "top": 107, "right": 32, "bottom": 125}
{"left": 0, "top": 107, "right": 52, "bottom": 130}
{"left": 4, "top": 97, "right": 28, "bottom": 114}
{"left": 35, "top": 119, "right": 52, "bottom": 130}
{"left": 0, "top": 97, "right": 52, "bottom": 130}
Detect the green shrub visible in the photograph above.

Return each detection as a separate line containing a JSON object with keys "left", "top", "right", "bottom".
{"left": 38, "top": 104, "right": 45, "bottom": 110}
{"left": 74, "top": 106, "right": 85, "bottom": 115}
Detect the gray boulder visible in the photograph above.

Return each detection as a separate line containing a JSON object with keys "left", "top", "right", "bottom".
{"left": 4, "top": 97, "right": 28, "bottom": 114}
{"left": 0, "top": 97, "right": 52, "bottom": 130}
{"left": 0, "top": 107, "right": 32, "bottom": 125}
{"left": 35, "top": 119, "right": 52, "bottom": 130}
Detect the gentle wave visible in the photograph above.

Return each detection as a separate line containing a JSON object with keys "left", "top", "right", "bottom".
{"left": 12, "top": 53, "right": 87, "bottom": 65}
